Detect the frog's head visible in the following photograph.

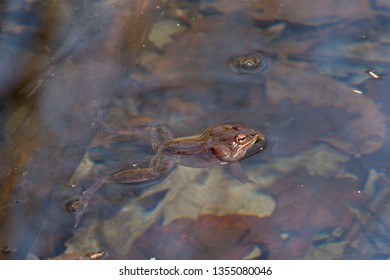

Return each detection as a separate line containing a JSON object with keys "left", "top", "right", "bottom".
{"left": 209, "top": 124, "right": 266, "bottom": 162}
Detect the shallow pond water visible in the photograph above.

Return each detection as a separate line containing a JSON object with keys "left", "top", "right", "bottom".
{"left": 0, "top": 0, "right": 389, "bottom": 259}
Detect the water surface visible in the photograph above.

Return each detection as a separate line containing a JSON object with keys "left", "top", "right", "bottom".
{"left": 0, "top": 0, "right": 389, "bottom": 259}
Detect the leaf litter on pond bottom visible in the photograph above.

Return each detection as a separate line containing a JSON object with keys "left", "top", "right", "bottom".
{"left": 66, "top": 166, "right": 276, "bottom": 255}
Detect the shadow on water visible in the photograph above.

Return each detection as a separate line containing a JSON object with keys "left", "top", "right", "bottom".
{"left": 0, "top": 0, "right": 389, "bottom": 259}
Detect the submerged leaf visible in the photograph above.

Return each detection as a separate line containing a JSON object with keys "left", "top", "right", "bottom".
{"left": 100, "top": 167, "right": 275, "bottom": 254}
{"left": 265, "top": 63, "right": 386, "bottom": 155}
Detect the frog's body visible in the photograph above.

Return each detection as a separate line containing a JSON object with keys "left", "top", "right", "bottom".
{"left": 108, "top": 124, "right": 265, "bottom": 183}
{"left": 71, "top": 116, "right": 266, "bottom": 226}
{"left": 161, "top": 125, "right": 262, "bottom": 167}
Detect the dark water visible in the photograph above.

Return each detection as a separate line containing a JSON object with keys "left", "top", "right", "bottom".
{"left": 0, "top": 0, "right": 389, "bottom": 259}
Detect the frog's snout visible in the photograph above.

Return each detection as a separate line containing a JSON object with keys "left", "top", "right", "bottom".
{"left": 255, "top": 133, "right": 267, "bottom": 151}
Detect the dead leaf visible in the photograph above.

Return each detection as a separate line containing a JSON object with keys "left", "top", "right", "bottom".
{"left": 264, "top": 63, "right": 386, "bottom": 155}
{"left": 66, "top": 166, "right": 275, "bottom": 255}
{"left": 251, "top": 0, "right": 374, "bottom": 25}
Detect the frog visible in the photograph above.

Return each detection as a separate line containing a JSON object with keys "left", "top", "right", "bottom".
{"left": 70, "top": 115, "right": 267, "bottom": 227}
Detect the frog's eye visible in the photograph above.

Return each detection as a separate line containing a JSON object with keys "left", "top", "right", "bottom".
{"left": 235, "top": 134, "right": 247, "bottom": 144}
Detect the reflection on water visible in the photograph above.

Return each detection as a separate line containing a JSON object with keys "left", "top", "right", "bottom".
{"left": 0, "top": 0, "right": 389, "bottom": 259}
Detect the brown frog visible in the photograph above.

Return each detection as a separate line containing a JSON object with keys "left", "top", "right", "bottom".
{"left": 71, "top": 117, "right": 267, "bottom": 226}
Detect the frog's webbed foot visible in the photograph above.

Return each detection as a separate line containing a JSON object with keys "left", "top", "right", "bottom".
{"left": 67, "top": 178, "right": 108, "bottom": 228}
{"left": 228, "top": 161, "right": 261, "bottom": 188}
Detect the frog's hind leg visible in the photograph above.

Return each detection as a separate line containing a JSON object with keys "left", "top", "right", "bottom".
{"left": 150, "top": 124, "right": 174, "bottom": 152}
{"left": 71, "top": 155, "right": 175, "bottom": 228}
{"left": 109, "top": 154, "right": 175, "bottom": 183}
{"left": 94, "top": 107, "right": 158, "bottom": 136}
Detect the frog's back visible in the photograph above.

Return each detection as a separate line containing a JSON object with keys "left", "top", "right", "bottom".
{"left": 161, "top": 141, "right": 225, "bottom": 168}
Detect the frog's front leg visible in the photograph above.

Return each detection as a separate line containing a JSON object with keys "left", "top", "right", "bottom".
{"left": 228, "top": 161, "right": 260, "bottom": 188}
